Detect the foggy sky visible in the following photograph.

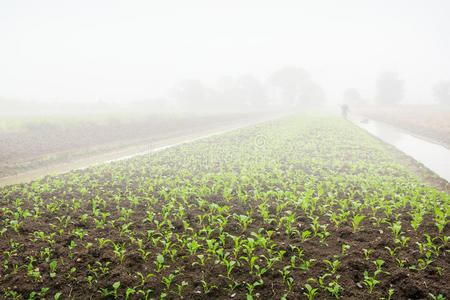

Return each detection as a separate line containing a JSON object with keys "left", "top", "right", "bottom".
{"left": 1, "top": 0, "right": 449, "bottom": 104}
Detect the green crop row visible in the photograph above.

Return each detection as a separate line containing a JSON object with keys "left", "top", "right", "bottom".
{"left": 0, "top": 115, "right": 448, "bottom": 299}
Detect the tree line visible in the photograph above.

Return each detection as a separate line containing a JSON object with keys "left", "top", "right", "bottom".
{"left": 343, "top": 72, "right": 450, "bottom": 106}
{"left": 171, "top": 67, "right": 326, "bottom": 109}
{"left": 172, "top": 68, "right": 450, "bottom": 109}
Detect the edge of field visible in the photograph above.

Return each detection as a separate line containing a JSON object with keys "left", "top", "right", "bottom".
{"left": 354, "top": 106, "right": 450, "bottom": 149}
{"left": 349, "top": 118, "right": 449, "bottom": 193}
{"left": 2, "top": 111, "right": 448, "bottom": 194}
{"left": 0, "top": 112, "right": 289, "bottom": 187}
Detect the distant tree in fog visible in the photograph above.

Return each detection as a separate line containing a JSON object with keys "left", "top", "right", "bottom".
{"left": 235, "top": 75, "right": 269, "bottom": 107}
{"left": 375, "top": 71, "right": 404, "bottom": 105}
{"left": 269, "top": 67, "right": 310, "bottom": 106}
{"left": 269, "top": 67, "right": 326, "bottom": 107}
{"left": 298, "top": 81, "right": 326, "bottom": 106}
{"left": 432, "top": 80, "right": 450, "bottom": 104}
{"left": 216, "top": 77, "right": 240, "bottom": 108}
{"left": 215, "top": 75, "right": 269, "bottom": 109}
{"left": 172, "top": 80, "right": 212, "bottom": 108}
{"left": 343, "top": 88, "right": 363, "bottom": 106}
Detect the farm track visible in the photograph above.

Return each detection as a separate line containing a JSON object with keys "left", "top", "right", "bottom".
{"left": 0, "top": 114, "right": 448, "bottom": 299}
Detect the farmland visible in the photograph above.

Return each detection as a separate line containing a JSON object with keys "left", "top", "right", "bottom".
{"left": 0, "top": 114, "right": 448, "bottom": 299}
{"left": 0, "top": 111, "right": 276, "bottom": 178}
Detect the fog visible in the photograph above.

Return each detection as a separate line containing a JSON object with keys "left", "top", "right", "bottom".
{"left": 1, "top": 0, "right": 450, "bottom": 111}
{"left": 0, "top": 5, "right": 449, "bottom": 297}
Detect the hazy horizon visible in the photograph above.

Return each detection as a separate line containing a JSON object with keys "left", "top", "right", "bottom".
{"left": 1, "top": 0, "right": 450, "bottom": 105}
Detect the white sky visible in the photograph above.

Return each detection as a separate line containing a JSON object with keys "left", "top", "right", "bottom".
{"left": 1, "top": 0, "right": 449, "bottom": 103}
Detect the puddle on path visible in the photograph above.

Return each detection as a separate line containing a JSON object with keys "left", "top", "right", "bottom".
{"left": 350, "top": 115, "right": 450, "bottom": 182}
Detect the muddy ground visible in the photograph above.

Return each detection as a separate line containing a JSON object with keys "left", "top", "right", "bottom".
{"left": 0, "top": 115, "right": 448, "bottom": 299}
{"left": 0, "top": 180, "right": 447, "bottom": 299}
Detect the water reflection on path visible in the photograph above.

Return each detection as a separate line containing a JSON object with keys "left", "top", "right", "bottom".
{"left": 350, "top": 116, "right": 450, "bottom": 182}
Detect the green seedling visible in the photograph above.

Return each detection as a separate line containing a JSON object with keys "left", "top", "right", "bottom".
{"left": 49, "top": 260, "right": 57, "bottom": 278}
{"left": 362, "top": 248, "right": 373, "bottom": 260}
{"left": 323, "top": 259, "right": 340, "bottom": 274}
{"left": 303, "top": 283, "right": 318, "bottom": 300}
{"left": 175, "top": 281, "right": 188, "bottom": 298}
{"left": 363, "top": 270, "right": 380, "bottom": 294}
{"left": 154, "top": 254, "right": 168, "bottom": 273}
{"left": 246, "top": 280, "right": 263, "bottom": 300}
{"left": 200, "top": 280, "right": 217, "bottom": 294}
{"left": 351, "top": 214, "right": 365, "bottom": 232}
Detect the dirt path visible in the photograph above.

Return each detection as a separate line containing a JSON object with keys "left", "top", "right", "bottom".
{"left": 0, "top": 112, "right": 288, "bottom": 187}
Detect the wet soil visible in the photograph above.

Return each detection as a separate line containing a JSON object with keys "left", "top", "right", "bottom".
{"left": 0, "top": 166, "right": 448, "bottom": 299}
{"left": 0, "top": 115, "right": 448, "bottom": 299}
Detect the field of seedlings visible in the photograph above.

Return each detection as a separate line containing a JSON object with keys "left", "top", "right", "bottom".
{"left": 0, "top": 114, "right": 448, "bottom": 299}
{"left": 0, "top": 111, "right": 272, "bottom": 178}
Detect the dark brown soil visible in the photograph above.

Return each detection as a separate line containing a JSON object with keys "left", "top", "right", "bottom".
{"left": 0, "top": 115, "right": 448, "bottom": 300}
{"left": 0, "top": 168, "right": 448, "bottom": 299}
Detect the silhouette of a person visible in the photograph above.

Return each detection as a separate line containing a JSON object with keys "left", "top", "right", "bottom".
{"left": 341, "top": 104, "right": 349, "bottom": 118}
